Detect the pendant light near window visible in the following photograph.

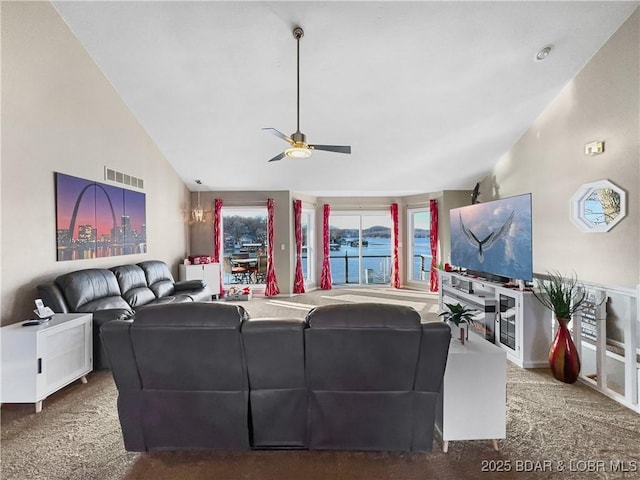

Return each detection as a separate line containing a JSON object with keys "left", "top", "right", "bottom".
{"left": 191, "top": 180, "right": 204, "bottom": 223}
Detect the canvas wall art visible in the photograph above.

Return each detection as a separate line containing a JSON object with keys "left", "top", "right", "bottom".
{"left": 55, "top": 172, "right": 146, "bottom": 261}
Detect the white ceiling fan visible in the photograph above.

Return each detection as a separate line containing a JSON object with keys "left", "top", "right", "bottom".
{"left": 263, "top": 27, "right": 351, "bottom": 162}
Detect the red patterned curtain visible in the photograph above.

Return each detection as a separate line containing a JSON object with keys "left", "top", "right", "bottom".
{"left": 265, "top": 198, "right": 280, "bottom": 297}
{"left": 293, "top": 199, "right": 306, "bottom": 294}
{"left": 390, "top": 203, "right": 400, "bottom": 288}
{"left": 213, "top": 199, "right": 224, "bottom": 296}
{"left": 429, "top": 199, "right": 439, "bottom": 292}
{"left": 320, "top": 204, "right": 332, "bottom": 290}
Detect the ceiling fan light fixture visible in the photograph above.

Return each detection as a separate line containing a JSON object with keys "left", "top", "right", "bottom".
{"left": 285, "top": 146, "right": 312, "bottom": 158}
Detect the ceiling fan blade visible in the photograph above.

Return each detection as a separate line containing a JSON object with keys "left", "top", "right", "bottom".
{"left": 309, "top": 145, "right": 352, "bottom": 154}
{"left": 267, "top": 152, "right": 286, "bottom": 162}
{"left": 262, "top": 128, "right": 293, "bottom": 144}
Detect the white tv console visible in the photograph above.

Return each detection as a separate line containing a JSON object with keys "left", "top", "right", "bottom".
{"left": 439, "top": 270, "right": 553, "bottom": 368}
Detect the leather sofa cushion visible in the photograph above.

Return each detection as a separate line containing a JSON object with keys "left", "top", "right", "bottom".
{"left": 134, "top": 302, "right": 248, "bottom": 327}
{"left": 56, "top": 268, "right": 126, "bottom": 312}
{"left": 111, "top": 264, "right": 147, "bottom": 291}
{"left": 242, "top": 319, "right": 306, "bottom": 389}
{"left": 174, "top": 280, "right": 206, "bottom": 291}
{"left": 76, "top": 295, "right": 131, "bottom": 313}
{"left": 122, "top": 287, "right": 157, "bottom": 308}
{"left": 306, "top": 303, "right": 421, "bottom": 329}
{"left": 172, "top": 294, "right": 196, "bottom": 303}
{"left": 151, "top": 281, "right": 175, "bottom": 298}
{"left": 131, "top": 303, "right": 249, "bottom": 391}
{"left": 111, "top": 265, "right": 157, "bottom": 307}
{"left": 93, "top": 308, "right": 134, "bottom": 326}
{"left": 305, "top": 303, "right": 422, "bottom": 391}
{"left": 138, "top": 261, "right": 176, "bottom": 298}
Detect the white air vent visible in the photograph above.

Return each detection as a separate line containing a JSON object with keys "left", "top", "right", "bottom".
{"left": 104, "top": 167, "right": 144, "bottom": 189}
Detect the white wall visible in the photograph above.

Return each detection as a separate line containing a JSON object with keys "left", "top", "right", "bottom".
{"left": 1, "top": 2, "right": 189, "bottom": 325}
{"left": 482, "top": 8, "right": 640, "bottom": 288}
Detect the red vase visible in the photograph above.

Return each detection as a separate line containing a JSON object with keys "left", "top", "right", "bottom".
{"left": 549, "top": 317, "right": 581, "bottom": 384}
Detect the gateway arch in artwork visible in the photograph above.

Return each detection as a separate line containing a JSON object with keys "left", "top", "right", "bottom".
{"left": 66, "top": 182, "right": 118, "bottom": 242}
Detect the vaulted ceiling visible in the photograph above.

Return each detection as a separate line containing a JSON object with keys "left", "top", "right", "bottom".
{"left": 52, "top": 1, "right": 638, "bottom": 196}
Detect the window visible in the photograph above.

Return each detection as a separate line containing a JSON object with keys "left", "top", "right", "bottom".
{"left": 221, "top": 207, "right": 267, "bottom": 286}
{"left": 301, "top": 208, "right": 315, "bottom": 284}
{"left": 407, "top": 208, "right": 431, "bottom": 282}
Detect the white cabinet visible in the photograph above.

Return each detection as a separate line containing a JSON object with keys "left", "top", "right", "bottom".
{"left": 436, "top": 337, "right": 506, "bottom": 452}
{"left": 179, "top": 263, "right": 221, "bottom": 299}
{"left": 495, "top": 287, "right": 552, "bottom": 368}
{"left": 439, "top": 271, "right": 552, "bottom": 368}
{"left": 1, "top": 313, "right": 92, "bottom": 412}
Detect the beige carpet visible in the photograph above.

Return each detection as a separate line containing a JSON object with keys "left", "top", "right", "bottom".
{"left": 2, "top": 288, "right": 639, "bottom": 480}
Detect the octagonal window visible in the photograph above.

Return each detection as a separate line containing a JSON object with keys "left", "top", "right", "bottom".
{"left": 571, "top": 180, "right": 626, "bottom": 233}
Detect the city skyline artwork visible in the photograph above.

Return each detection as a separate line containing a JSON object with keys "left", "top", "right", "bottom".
{"left": 55, "top": 172, "right": 146, "bottom": 261}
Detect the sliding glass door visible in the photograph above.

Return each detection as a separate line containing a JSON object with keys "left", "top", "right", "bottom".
{"left": 329, "top": 212, "right": 392, "bottom": 286}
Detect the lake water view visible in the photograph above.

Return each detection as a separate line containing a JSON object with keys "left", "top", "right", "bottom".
{"left": 303, "top": 237, "right": 432, "bottom": 285}
{"left": 222, "top": 227, "right": 431, "bottom": 286}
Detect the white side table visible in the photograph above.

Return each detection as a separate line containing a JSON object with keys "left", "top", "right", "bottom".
{"left": 1, "top": 313, "right": 92, "bottom": 413}
{"left": 436, "top": 334, "right": 507, "bottom": 452}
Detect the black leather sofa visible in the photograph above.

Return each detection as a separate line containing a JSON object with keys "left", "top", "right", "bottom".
{"left": 37, "top": 260, "right": 211, "bottom": 369}
{"left": 100, "top": 302, "right": 451, "bottom": 452}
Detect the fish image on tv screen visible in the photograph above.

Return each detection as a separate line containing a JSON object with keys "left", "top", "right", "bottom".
{"left": 449, "top": 193, "right": 533, "bottom": 281}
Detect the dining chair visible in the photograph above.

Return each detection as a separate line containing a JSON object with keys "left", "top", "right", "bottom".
{"left": 224, "top": 256, "right": 248, "bottom": 283}
{"left": 255, "top": 255, "right": 268, "bottom": 284}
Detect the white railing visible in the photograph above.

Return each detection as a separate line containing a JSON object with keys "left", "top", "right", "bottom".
{"left": 572, "top": 281, "right": 639, "bottom": 413}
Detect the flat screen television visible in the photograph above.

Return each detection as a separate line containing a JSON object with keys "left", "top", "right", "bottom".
{"left": 449, "top": 193, "right": 533, "bottom": 282}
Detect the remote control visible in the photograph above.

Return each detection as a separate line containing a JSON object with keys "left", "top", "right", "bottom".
{"left": 22, "top": 320, "right": 42, "bottom": 326}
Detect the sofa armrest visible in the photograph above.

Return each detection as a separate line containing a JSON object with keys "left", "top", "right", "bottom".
{"left": 414, "top": 322, "right": 451, "bottom": 392}
{"left": 93, "top": 308, "right": 134, "bottom": 327}
{"left": 100, "top": 319, "right": 140, "bottom": 390}
{"left": 174, "top": 280, "right": 206, "bottom": 292}
{"left": 37, "top": 282, "right": 69, "bottom": 313}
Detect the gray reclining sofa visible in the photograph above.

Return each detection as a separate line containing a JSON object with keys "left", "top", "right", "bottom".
{"left": 37, "top": 260, "right": 212, "bottom": 369}
{"left": 101, "top": 301, "right": 451, "bottom": 452}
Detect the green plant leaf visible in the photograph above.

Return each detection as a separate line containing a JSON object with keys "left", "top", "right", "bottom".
{"left": 439, "top": 302, "right": 476, "bottom": 326}
{"left": 532, "top": 270, "right": 591, "bottom": 319}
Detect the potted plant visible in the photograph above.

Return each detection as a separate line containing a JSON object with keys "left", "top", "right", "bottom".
{"left": 439, "top": 302, "right": 476, "bottom": 344}
{"left": 532, "top": 270, "right": 589, "bottom": 384}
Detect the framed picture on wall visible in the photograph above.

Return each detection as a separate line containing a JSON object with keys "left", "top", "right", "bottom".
{"left": 55, "top": 172, "right": 146, "bottom": 261}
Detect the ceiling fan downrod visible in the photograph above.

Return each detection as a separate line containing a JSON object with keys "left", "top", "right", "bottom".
{"left": 293, "top": 27, "right": 303, "bottom": 138}
{"left": 262, "top": 25, "right": 351, "bottom": 162}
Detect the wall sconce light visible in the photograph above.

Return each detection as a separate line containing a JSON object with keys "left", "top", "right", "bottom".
{"left": 191, "top": 179, "right": 205, "bottom": 223}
